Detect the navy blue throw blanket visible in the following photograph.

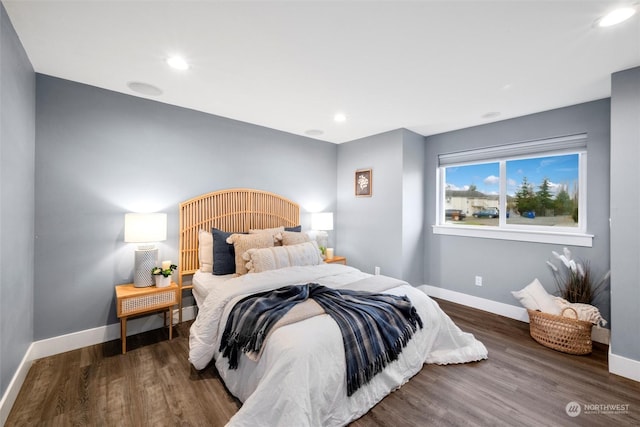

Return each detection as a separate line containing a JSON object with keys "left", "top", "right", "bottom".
{"left": 219, "top": 283, "right": 423, "bottom": 396}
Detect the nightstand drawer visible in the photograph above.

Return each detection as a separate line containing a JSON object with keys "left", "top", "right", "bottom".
{"left": 115, "top": 283, "right": 178, "bottom": 318}
{"left": 119, "top": 289, "right": 177, "bottom": 316}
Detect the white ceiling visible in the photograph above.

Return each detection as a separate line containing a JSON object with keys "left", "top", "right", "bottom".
{"left": 3, "top": 1, "right": 639, "bottom": 143}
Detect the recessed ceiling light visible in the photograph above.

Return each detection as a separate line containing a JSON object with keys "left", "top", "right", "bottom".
{"left": 482, "top": 111, "right": 501, "bottom": 119}
{"left": 334, "top": 113, "right": 347, "bottom": 123}
{"left": 127, "top": 81, "right": 163, "bottom": 96}
{"left": 167, "top": 55, "right": 189, "bottom": 70}
{"left": 598, "top": 7, "right": 636, "bottom": 27}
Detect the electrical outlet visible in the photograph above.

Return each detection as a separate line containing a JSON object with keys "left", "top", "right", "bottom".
{"left": 375, "top": 266, "right": 381, "bottom": 275}
{"left": 475, "top": 275, "right": 483, "bottom": 286}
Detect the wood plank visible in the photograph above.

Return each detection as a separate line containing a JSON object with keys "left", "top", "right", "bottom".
{"left": 6, "top": 299, "right": 640, "bottom": 426}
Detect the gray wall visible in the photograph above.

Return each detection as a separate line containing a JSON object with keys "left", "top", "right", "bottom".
{"left": 337, "top": 128, "right": 425, "bottom": 284}
{"left": 401, "top": 130, "right": 426, "bottom": 285}
{"left": 424, "top": 100, "right": 611, "bottom": 324}
{"left": 610, "top": 66, "right": 640, "bottom": 360}
{"left": 34, "top": 75, "right": 337, "bottom": 340}
{"left": 0, "top": 3, "right": 35, "bottom": 397}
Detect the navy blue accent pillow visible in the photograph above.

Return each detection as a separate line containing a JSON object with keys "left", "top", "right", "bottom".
{"left": 285, "top": 225, "right": 302, "bottom": 232}
{"left": 212, "top": 228, "right": 237, "bottom": 275}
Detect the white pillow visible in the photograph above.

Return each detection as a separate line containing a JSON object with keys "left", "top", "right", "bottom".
{"left": 198, "top": 229, "right": 213, "bottom": 273}
{"left": 243, "top": 241, "right": 323, "bottom": 273}
{"left": 511, "top": 278, "right": 561, "bottom": 315}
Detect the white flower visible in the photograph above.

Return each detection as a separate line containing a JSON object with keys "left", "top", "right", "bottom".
{"left": 569, "top": 259, "right": 577, "bottom": 273}
{"left": 558, "top": 255, "right": 571, "bottom": 269}
{"left": 547, "top": 247, "right": 610, "bottom": 306}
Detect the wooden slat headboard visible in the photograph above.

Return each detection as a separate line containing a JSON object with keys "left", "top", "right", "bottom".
{"left": 177, "top": 188, "right": 300, "bottom": 317}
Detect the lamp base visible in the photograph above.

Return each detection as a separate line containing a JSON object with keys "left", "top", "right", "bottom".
{"left": 316, "top": 231, "right": 328, "bottom": 251}
{"left": 134, "top": 248, "right": 158, "bottom": 287}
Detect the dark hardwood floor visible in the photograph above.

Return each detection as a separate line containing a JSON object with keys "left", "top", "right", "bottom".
{"left": 6, "top": 299, "right": 640, "bottom": 426}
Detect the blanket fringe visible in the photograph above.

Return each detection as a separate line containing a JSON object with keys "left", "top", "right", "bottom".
{"left": 346, "top": 319, "right": 422, "bottom": 396}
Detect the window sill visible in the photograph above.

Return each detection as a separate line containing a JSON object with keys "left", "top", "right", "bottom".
{"left": 432, "top": 225, "right": 593, "bottom": 247}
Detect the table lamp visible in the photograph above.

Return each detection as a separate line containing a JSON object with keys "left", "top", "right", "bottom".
{"left": 125, "top": 213, "right": 167, "bottom": 287}
{"left": 311, "top": 212, "right": 333, "bottom": 254}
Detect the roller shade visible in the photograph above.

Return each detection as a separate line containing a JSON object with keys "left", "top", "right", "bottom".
{"left": 438, "top": 133, "right": 587, "bottom": 166}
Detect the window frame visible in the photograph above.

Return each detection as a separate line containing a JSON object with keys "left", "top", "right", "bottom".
{"left": 433, "top": 134, "right": 593, "bottom": 247}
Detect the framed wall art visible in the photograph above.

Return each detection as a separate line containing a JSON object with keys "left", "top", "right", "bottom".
{"left": 355, "top": 169, "right": 372, "bottom": 197}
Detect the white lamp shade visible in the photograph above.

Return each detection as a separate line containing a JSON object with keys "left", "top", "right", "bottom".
{"left": 311, "top": 212, "right": 333, "bottom": 231}
{"left": 124, "top": 213, "right": 167, "bottom": 243}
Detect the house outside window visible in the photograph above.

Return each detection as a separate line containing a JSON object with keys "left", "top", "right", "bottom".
{"left": 434, "top": 134, "right": 592, "bottom": 247}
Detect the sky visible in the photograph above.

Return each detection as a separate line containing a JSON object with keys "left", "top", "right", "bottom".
{"left": 445, "top": 154, "right": 579, "bottom": 197}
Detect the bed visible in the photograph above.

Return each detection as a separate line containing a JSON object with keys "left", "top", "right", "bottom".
{"left": 179, "top": 189, "right": 488, "bottom": 426}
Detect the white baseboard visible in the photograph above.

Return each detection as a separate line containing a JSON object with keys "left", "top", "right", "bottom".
{"left": 0, "top": 305, "right": 197, "bottom": 424}
{"left": 418, "top": 285, "right": 530, "bottom": 322}
{"left": 0, "top": 343, "right": 34, "bottom": 427}
{"left": 591, "top": 326, "right": 610, "bottom": 345}
{"left": 31, "top": 305, "right": 196, "bottom": 360}
{"left": 609, "top": 348, "right": 640, "bottom": 382}
{"left": 417, "top": 285, "right": 611, "bottom": 345}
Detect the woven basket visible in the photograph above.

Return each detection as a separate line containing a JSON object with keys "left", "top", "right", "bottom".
{"left": 527, "top": 308, "right": 593, "bottom": 355}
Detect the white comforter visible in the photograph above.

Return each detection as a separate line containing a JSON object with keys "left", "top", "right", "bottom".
{"left": 189, "top": 264, "right": 487, "bottom": 426}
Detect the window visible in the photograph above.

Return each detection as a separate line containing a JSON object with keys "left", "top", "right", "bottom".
{"left": 505, "top": 154, "right": 579, "bottom": 227}
{"left": 434, "top": 134, "right": 592, "bottom": 246}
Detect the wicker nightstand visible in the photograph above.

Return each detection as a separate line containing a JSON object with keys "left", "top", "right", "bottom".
{"left": 115, "top": 282, "right": 178, "bottom": 354}
{"left": 325, "top": 256, "right": 347, "bottom": 265}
